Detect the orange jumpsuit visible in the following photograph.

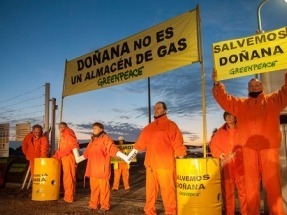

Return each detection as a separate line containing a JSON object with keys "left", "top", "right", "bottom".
{"left": 133, "top": 114, "right": 186, "bottom": 215}
{"left": 112, "top": 162, "right": 130, "bottom": 191}
{"left": 112, "top": 145, "right": 130, "bottom": 191}
{"left": 22, "top": 132, "right": 49, "bottom": 176}
{"left": 83, "top": 132, "right": 119, "bottom": 211}
{"left": 53, "top": 127, "right": 79, "bottom": 203}
{"left": 213, "top": 81, "right": 287, "bottom": 215}
{"left": 210, "top": 123, "right": 247, "bottom": 215}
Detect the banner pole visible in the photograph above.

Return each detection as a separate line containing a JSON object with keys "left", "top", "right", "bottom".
{"left": 58, "top": 60, "right": 68, "bottom": 150}
{"left": 60, "top": 60, "right": 67, "bottom": 123}
{"left": 196, "top": 5, "right": 207, "bottom": 158}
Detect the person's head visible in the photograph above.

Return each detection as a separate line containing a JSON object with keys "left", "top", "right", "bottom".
{"left": 118, "top": 136, "right": 124, "bottom": 144}
{"left": 154, "top": 101, "right": 167, "bottom": 118}
{"left": 248, "top": 78, "right": 263, "bottom": 98}
{"left": 223, "top": 111, "right": 236, "bottom": 125}
{"left": 58, "top": 122, "right": 67, "bottom": 132}
{"left": 92, "top": 122, "right": 104, "bottom": 136}
{"left": 32, "top": 124, "right": 43, "bottom": 139}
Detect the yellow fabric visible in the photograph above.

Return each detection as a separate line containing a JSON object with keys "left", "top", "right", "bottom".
{"left": 212, "top": 27, "right": 287, "bottom": 81}
{"left": 63, "top": 8, "right": 199, "bottom": 96}
{"left": 113, "top": 162, "right": 118, "bottom": 170}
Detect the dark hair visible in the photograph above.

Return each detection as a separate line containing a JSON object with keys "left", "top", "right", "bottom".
{"left": 156, "top": 101, "right": 167, "bottom": 110}
{"left": 32, "top": 124, "right": 43, "bottom": 131}
{"left": 59, "top": 122, "right": 68, "bottom": 127}
{"left": 223, "top": 111, "right": 231, "bottom": 120}
{"left": 92, "top": 122, "right": 104, "bottom": 130}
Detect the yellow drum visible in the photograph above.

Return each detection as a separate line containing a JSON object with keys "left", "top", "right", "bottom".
{"left": 176, "top": 158, "right": 222, "bottom": 215}
{"left": 32, "top": 158, "right": 61, "bottom": 201}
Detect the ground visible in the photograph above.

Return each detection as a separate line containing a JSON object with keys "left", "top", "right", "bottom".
{"left": 0, "top": 165, "right": 165, "bottom": 215}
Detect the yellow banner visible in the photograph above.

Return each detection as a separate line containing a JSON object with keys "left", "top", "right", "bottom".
{"left": 212, "top": 27, "right": 287, "bottom": 81}
{"left": 63, "top": 8, "right": 199, "bottom": 97}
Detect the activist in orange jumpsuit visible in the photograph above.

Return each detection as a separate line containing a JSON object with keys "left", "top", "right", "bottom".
{"left": 212, "top": 69, "right": 287, "bottom": 215}
{"left": 53, "top": 122, "right": 79, "bottom": 203}
{"left": 131, "top": 101, "right": 187, "bottom": 215}
{"left": 112, "top": 136, "right": 130, "bottom": 191}
{"left": 22, "top": 124, "right": 49, "bottom": 177}
{"left": 82, "top": 122, "right": 121, "bottom": 214}
{"left": 210, "top": 112, "right": 247, "bottom": 215}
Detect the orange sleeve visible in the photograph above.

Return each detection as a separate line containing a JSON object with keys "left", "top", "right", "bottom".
{"left": 40, "top": 135, "right": 49, "bottom": 157}
{"left": 105, "top": 136, "right": 119, "bottom": 157}
{"left": 210, "top": 130, "right": 223, "bottom": 158}
{"left": 169, "top": 121, "right": 186, "bottom": 157}
{"left": 56, "top": 127, "right": 79, "bottom": 158}
{"left": 212, "top": 83, "right": 241, "bottom": 116}
{"left": 133, "top": 127, "right": 148, "bottom": 151}
{"left": 55, "top": 148, "right": 73, "bottom": 158}
{"left": 65, "top": 128, "right": 79, "bottom": 150}
{"left": 83, "top": 140, "right": 92, "bottom": 159}
{"left": 22, "top": 132, "right": 33, "bottom": 156}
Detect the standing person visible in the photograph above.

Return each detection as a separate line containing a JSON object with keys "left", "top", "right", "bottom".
{"left": 212, "top": 69, "right": 287, "bottom": 215}
{"left": 78, "top": 122, "right": 128, "bottom": 214}
{"left": 127, "top": 101, "right": 187, "bottom": 215}
{"left": 112, "top": 136, "right": 130, "bottom": 191}
{"left": 53, "top": 122, "right": 79, "bottom": 203}
{"left": 210, "top": 112, "right": 247, "bottom": 215}
{"left": 22, "top": 124, "right": 49, "bottom": 177}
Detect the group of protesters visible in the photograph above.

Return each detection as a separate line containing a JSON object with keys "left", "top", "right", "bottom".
{"left": 210, "top": 69, "right": 287, "bottom": 215}
{"left": 21, "top": 68, "right": 287, "bottom": 215}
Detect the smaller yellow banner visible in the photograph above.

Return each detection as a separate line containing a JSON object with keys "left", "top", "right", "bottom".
{"left": 111, "top": 144, "right": 137, "bottom": 163}
{"left": 212, "top": 27, "right": 287, "bottom": 81}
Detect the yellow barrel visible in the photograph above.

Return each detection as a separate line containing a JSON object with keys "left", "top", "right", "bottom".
{"left": 32, "top": 158, "right": 61, "bottom": 201}
{"left": 176, "top": 158, "right": 222, "bottom": 215}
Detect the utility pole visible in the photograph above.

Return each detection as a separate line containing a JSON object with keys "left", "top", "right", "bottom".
{"left": 44, "top": 83, "right": 50, "bottom": 133}
{"left": 50, "top": 98, "right": 57, "bottom": 155}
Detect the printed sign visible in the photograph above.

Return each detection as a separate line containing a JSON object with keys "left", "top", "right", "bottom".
{"left": 0, "top": 123, "right": 9, "bottom": 157}
{"left": 63, "top": 8, "right": 200, "bottom": 96}
{"left": 111, "top": 144, "right": 137, "bottom": 163}
{"left": 212, "top": 27, "right": 287, "bottom": 80}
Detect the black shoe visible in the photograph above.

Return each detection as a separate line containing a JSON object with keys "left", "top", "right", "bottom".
{"left": 57, "top": 198, "right": 72, "bottom": 204}
{"left": 57, "top": 199, "right": 65, "bottom": 203}
{"left": 85, "top": 206, "right": 96, "bottom": 212}
{"left": 97, "top": 208, "right": 106, "bottom": 214}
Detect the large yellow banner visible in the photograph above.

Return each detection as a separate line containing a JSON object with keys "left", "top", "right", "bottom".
{"left": 212, "top": 27, "right": 287, "bottom": 81}
{"left": 63, "top": 8, "right": 199, "bottom": 97}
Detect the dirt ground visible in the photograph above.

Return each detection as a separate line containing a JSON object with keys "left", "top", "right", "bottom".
{"left": 0, "top": 165, "right": 165, "bottom": 215}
